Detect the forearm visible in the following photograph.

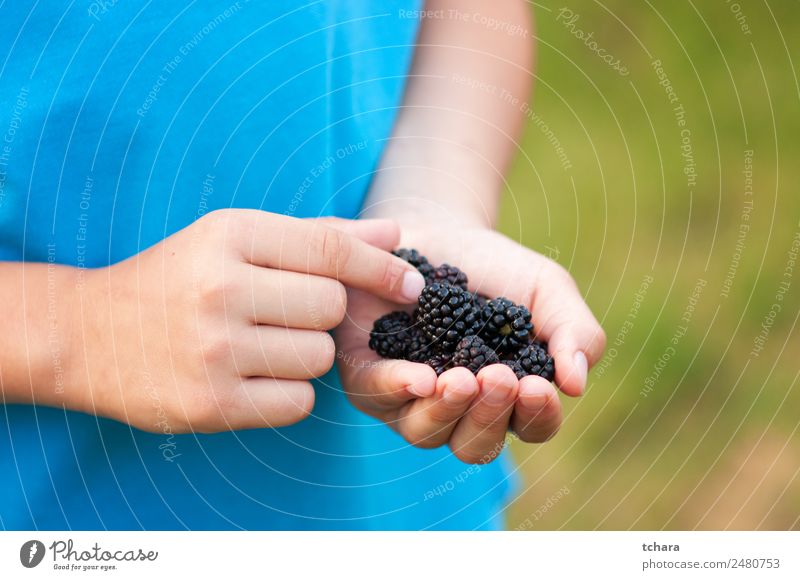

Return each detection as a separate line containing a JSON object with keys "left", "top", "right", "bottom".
{"left": 364, "top": 0, "right": 534, "bottom": 227}
{"left": 0, "top": 262, "right": 82, "bottom": 408}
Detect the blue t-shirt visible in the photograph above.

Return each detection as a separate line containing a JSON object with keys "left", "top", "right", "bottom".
{"left": 0, "top": 1, "right": 516, "bottom": 530}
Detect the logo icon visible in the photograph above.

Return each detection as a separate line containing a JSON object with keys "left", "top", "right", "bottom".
{"left": 20, "top": 540, "right": 46, "bottom": 568}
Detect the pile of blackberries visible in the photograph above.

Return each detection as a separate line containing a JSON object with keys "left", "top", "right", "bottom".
{"left": 368, "top": 249, "right": 556, "bottom": 381}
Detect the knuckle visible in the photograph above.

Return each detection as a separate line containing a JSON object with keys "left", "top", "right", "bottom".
{"left": 470, "top": 409, "right": 512, "bottom": 432}
{"left": 210, "top": 208, "right": 252, "bottom": 224}
{"left": 288, "top": 382, "right": 316, "bottom": 423}
{"left": 426, "top": 399, "right": 465, "bottom": 424}
{"left": 198, "top": 276, "right": 241, "bottom": 309}
{"left": 376, "top": 258, "right": 403, "bottom": 295}
{"left": 596, "top": 326, "right": 608, "bottom": 352}
{"left": 546, "top": 261, "right": 576, "bottom": 288}
{"left": 451, "top": 446, "right": 492, "bottom": 465}
{"left": 316, "top": 281, "right": 347, "bottom": 329}
{"left": 400, "top": 423, "right": 444, "bottom": 449}
{"left": 317, "top": 227, "right": 350, "bottom": 275}
{"left": 199, "top": 208, "right": 227, "bottom": 227}
{"left": 309, "top": 333, "right": 336, "bottom": 377}
{"left": 520, "top": 422, "right": 561, "bottom": 444}
{"left": 201, "top": 209, "right": 255, "bottom": 251}
{"left": 561, "top": 269, "right": 578, "bottom": 289}
{"left": 200, "top": 333, "right": 233, "bottom": 365}
{"left": 200, "top": 208, "right": 238, "bottom": 234}
{"left": 517, "top": 403, "right": 562, "bottom": 443}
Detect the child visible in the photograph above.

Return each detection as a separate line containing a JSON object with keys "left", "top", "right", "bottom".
{"left": 0, "top": 0, "right": 604, "bottom": 529}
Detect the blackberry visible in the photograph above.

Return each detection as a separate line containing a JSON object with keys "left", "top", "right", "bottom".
{"left": 417, "top": 283, "right": 481, "bottom": 351}
{"left": 393, "top": 248, "right": 435, "bottom": 282}
{"left": 368, "top": 311, "right": 436, "bottom": 362}
{"left": 368, "top": 311, "right": 415, "bottom": 359}
{"left": 430, "top": 263, "right": 469, "bottom": 290}
{"left": 418, "top": 262, "right": 435, "bottom": 282}
{"left": 392, "top": 248, "right": 428, "bottom": 269}
{"left": 480, "top": 297, "right": 533, "bottom": 353}
{"left": 426, "top": 353, "right": 453, "bottom": 376}
{"left": 503, "top": 342, "right": 555, "bottom": 381}
{"left": 405, "top": 327, "right": 434, "bottom": 363}
{"left": 452, "top": 336, "right": 499, "bottom": 374}
{"left": 373, "top": 253, "right": 560, "bottom": 381}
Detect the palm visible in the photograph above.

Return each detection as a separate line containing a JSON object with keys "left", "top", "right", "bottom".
{"left": 334, "top": 226, "right": 605, "bottom": 463}
{"left": 336, "top": 288, "right": 412, "bottom": 382}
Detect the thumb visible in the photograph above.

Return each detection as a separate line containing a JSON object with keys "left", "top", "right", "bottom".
{"left": 546, "top": 320, "right": 606, "bottom": 397}
{"left": 532, "top": 267, "right": 606, "bottom": 397}
{"left": 303, "top": 216, "right": 423, "bottom": 304}
{"left": 309, "top": 217, "right": 400, "bottom": 251}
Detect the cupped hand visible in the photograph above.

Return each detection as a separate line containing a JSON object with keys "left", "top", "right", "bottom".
{"left": 334, "top": 226, "right": 606, "bottom": 464}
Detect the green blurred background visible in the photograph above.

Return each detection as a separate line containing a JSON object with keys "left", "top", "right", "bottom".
{"left": 500, "top": 0, "right": 799, "bottom": 530}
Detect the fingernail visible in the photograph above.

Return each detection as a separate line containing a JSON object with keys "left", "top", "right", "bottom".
{"left": 574, "top": 351, "right": 588, "bottom": 394}
{"left": 520, "top": 392, "right": 549, "bottom": 410}
{"left": 483, "top": 383, "right": 513, "bottom": 405}
{"left": 442, "top": 383, "right": 473, "bottom": 405}
{"left": 400, "top": 270, "right": 426, "bottom": 302}
{"left": 407, "top": 381, "right": 434, "bottom": 398}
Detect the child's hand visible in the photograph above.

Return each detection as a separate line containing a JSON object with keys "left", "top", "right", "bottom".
{"left": 334, "top": 227, "right": 606, "bottom": 464}
{"left": 67, "top": 210, "right": 423, "bottom": 434}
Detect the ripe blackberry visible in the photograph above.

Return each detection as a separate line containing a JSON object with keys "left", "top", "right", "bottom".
{"left": 426, "top": 353, "right": 453, "bottom": 376}
{"left": 474, "top": 294, "right": 490, "bottom": 310}
{"left": 417, "top": 283, "right": 481, "bottom": 351}
{"left": 480, "top": 297, "right": 533, "bottom": 353}
{"left": 392, "top": 248, "right": 428, "bottom": 269}
{"left": 452, "top": 336, "right": 499, "bottom": 374}
{"left": 405, "top": 328, "right": 434, "bottom": 363}
{"left": 393, "top": 248, "right": 435, "bottom": 281}
{"left": 418, "top": 262, "right": 435, "bottom": 282}
{"left": 503, "top": 342, "right": 555, "bottom": 381}
{"left": 369, "top": 311, "right": 415, "bottom": 360}
{"left": 430, "top": 264, "right": 469, "bottom": 290}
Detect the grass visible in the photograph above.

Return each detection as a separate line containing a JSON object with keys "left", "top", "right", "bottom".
{"left": 499, "top": 0, "right": 800, "bottom": 530}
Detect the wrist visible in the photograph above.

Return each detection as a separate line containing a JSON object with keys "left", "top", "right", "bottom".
{"left": 363, "top": 140, "right": 501, "bottom": 229}
{"left": 2, "top": 263, "right": 85, "bottom": 409}
{"left": 361, "top": 196, "right": 492, "bottom": 230}
{"left": 61, "top": 266, "right": 110, "bottom": 416}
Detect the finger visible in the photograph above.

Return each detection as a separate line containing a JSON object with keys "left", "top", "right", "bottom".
{"left": 311, "top": 217, "right": 400, "bottom": 252}
{"left": 438, "top": 243, "right": 606, "bottom": 396}
{"left": 530, "top": 266, "right": 606, "bottom": 396}
{"left": 547, "top": 326, "right": 602, "bottom": 397}
{"left": 231, "top": 211, "right": 425, "bottom": 304}
{"left": 471, "top": 258, "right": 605, "bottom": 397}
{"left": 393, "top": 367, "right": 479, "bottom": 448}
{"left": 242, "top": 267, "right": 347, "bottom": 330}
{"left": 511, "top": 375, "right": 563, "bottom": 443}
{"left": 207, "top": 378, "right": 315, "bottom": 432}
{"left": 237, "top": 326, "right": 336, "bottom": 380}
{"left": 333, "top": 287, "right": 438, "bottom": 413}
{"left": 343, "top": 355, "right": 438, "bottom": 414}
{"left": 448, "top": 364, "right": 518, "bottom": 464}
